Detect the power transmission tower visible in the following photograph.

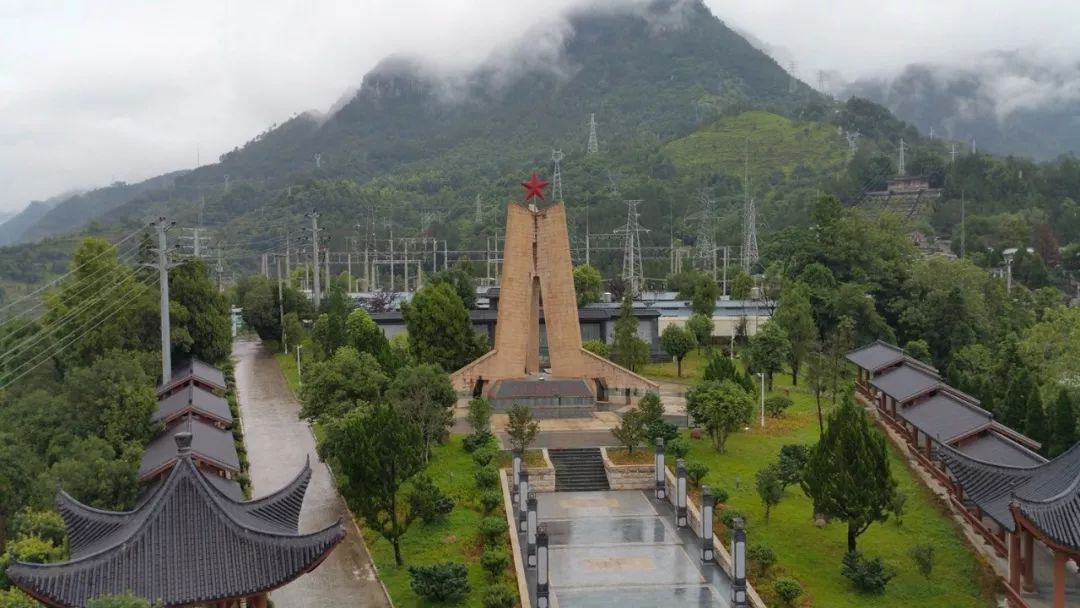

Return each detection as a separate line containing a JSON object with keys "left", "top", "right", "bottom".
{"left": 845, "top": 130, "right": 860, "bottom": 159}
{"left": 743, "top": 198, "right": 759, "bottom": 273}
{"left": 788, "top": 61, "right": 798, "bottom": 94}
{"left": 314, "top": 153, "right": 322, "bottom": 169}
{"left": 475, "top": 194, "right": 483, "bottom": 223}
{"left": 615, "top": 200, "right": 649, "bottom": 297}
{"left": 971, "top": 138, "right": 977, "bottom": 154}
{"left": 551, "top": 150, "right": 565, "bottom": 201}
{"left": 180, "top": 227, "right": 207, "bottom": 258}
{"left": 898, "top": 138, "right": 907, "bottom": 175}
{"left": 149, "top": 217, "right": 176, "bottom": 382}
{"left": 586, "top": 114, "right": 599, "bottom": 156}
{"left": 307, "top": 211, "right": 322, "bottom": 309}
{"left": 695, "top": 190, "right": 718, "bottom": 279}
{"left": 950, "top": 143, "right": 959, "bottom": 164}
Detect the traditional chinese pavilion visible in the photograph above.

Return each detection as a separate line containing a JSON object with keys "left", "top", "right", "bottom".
{"left": 7, "top": 433, "right": 343, "bottom": 608}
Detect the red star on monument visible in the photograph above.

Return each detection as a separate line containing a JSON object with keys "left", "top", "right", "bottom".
{"left": 521, "top": 172, "right": 550, "bottom": 202}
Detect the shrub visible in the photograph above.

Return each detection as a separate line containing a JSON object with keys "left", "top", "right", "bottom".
{"left": 776, "top": 444, "right": 809, "bottom": 489}
{"left": 712, "top": 487, "right": 730, "bottom": 504}
{"left": 481, "top": 585, "right": 516, "bottom": 608}
{"left": 841, "top": 551, "right": 896, "bottom": 594}
{"left": 909, "top": 543, "right": 935, "bottom": 578}
{"left": 12, "top": 510, "right": 66, "bottom": 547}
{"left": 686, "top": 461, "right": 709, "bottom": 488}
{"left": 892, "top": 490, "right": 908, "bottom": 526}
{"left": 474, "top": 465, "right": 500, "bottom": 490}
{"left": 463, "top": 431, "right": 495, "bottom": 453}
{"left": 719, "top": 510, "right": 748, "bottom": 530}
{"left": 773, "top": 577, "right": 803, "bottom": 606}
{"left": 480, "top": 549, "right": 510, "bottom": 578}
{"left": 408, "top": 562, "right": 470, "bottom": 602}
{"left": 583, "top": 340, "right": 610, "bottom": 359}
{"left": 747, "top": 544, "right": 777, "bottom": 576}
{"left": 467, "top": 397, "right": 493, "bottom": 434}
{"left": 647, "top": 419, "right": 680, "bottom": 444}
{"left": 667, "top": 436, "right": 691, "bottom": 460}
{"left": 478, "top": 516, "right": 508, "bottom": 547}
{"left": 472, "top": 445, "right": 497, "bottom": 467}
{"left": 765, "top": 395, "right": 793, "bottom": 418}
{"left": 480, "top": 490, "right": 503, "bottom": 514}
{"left": 408, "top": 475, "right": 455, "bottom": 524}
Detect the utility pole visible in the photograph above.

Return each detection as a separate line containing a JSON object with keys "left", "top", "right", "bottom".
{"left": 961, "top": 191, "right": 967, "bottom": 259}
{"left": 151, "top": 217, "right": 175, "bottom": 383}
{"left": 950, "top": 143, "right": 958, "bottom": 164}
{"left": 324, "top": 248, "right": 330, "bottom": 293}
{"left": 277, "top": 256, "right": 286, "bottom": 351}
{"left": 475, "top": 193, "right": 483, "bottom": 223}
{"left": 404, "top": 239, "right": 410, "bottom": 292}
{"left": 347, "top": 237, "right": 353, "bottom": 293}
{"left": 898, "top": 138, "right": 906, "bottom": 175}
{"left": 307, "top": 211, "right": 321, "bottom": 309}
{"left": 181, "top": 227, "right": 206, "bottom": 258}
{"left": 215, "top": 247, "right": 224, "bottom": 293}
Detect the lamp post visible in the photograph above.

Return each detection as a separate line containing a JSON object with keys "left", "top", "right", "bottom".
{"left": 701, "top": 486, "right": 714, "bottom": 563}
{"left": 758, "top": 372, "right": 765, "bottom": 428}
{"left": 527, "top": 492, "right": 538, "bottom": 567}
{"left": 518, "top": 471, "right": 529, "bottom": 530}
{"left": 731, "top": 517, "right": 748, "bottom": 608}
{"left": 536, "top": 525, "right": 550, "bottom": 608}
{"left": 512, "top": 449, "right": 523, "bottom": 505}
{"left": 676, "top": 459, "right": 688, "bottom": 528}
{"left": 296, "top": 344, "right": 303, "bottom": 388}
{"left": 655, "top": 438, "right": 666, "bottom": 500}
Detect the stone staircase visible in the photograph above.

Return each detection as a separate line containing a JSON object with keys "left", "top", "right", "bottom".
{"left": 548, "top": 448, "right": 610, "bottom": 492}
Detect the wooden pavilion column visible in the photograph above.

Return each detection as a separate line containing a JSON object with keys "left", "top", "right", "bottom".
{"left": 1021, "top": 528, "right": 1036, "bottom": 592}
{"left": 254, "top": 593, "right": 269, "bottom": 608}
{"left": 1053, "top": 550, "right": 1067, "bottom": 608}
{"left": 924, "top": 433, "right": 932, "bottom": 457}
{"left": 1009, "top": 531, "right": 1022, "bottom": 593}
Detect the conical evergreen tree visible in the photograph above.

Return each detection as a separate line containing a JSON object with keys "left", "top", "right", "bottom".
{"left": 1023, "top": 387, "right": 1048, "bottom": 448}
{"left": 1002, "top": 368, "right": 1035, "bottom": 430}
{"left": 1048, "top": 389, "right": 1078, "bottom": 457}
{"left": 801, "top": 392, "right": 897, "bottom": 553}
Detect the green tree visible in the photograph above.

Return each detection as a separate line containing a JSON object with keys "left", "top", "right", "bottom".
{"left": 299, "top": 347, "right": 388, "bottom": 422}
{"left": 746, "top": 321, "right": 789, "bottom": 391}
{"left": 41, "top": 436, "right": 140, "bottom": 511}
{"left": 777, "top": 444, "right": 810, "bottom": 490}
{"left": 730, "top": 269, "right": 754, "bottom": 300}
{"left": 1002, "top": 367, "right": 1036, "bottom": 429}
{"left": 283, "top": 312, "right": 306, "bottom": 351}
{"left": 467, "top": 397, "right": 493, "bottom": 435}
{"left": 804, "top": 344, "right": 829, "bottom": 435}
{"left": 660, "top": 324, "right": 696, "bottom": 377}
{"left": 689, "top": 273, "right": 720, "bottom": 317}
{"left": 402, "top": 282, "right": 484, "bottom": 371}
{"left": 0, "top": 588, "right": 40, "bottom": 608}
{"left": 802, "top": 394, "right": 897, "bottom": 553}
{"left": 573, "top": 265, "right": 603, "bottom": 308}
{"left": 1047, "top": 390, "right": 1077, "bottom": 457}
{"left": 686, "top": 313, "right": 714, "bottom": 351}
{"left": 345, "top": 308, "right": 393, "bottom": 369}
{"left": 1023, "top": 387, "right": 1049, "bottom": 447}
{"left": 903, "top": 339, "right": 933, "bottom": 365}
{"left": 506, "top": 405, "right": 540, "bottom": 452}
{"left": 168, "top": 260, "right": 231, "bottom": 365}
{"left": 755, "top": 463, "right": 783, "bottom": 523}
{"left": 0, "top": 435, "right": 36, "bottom": 542}
{"left": 773, "top": 282, "right": 815, "bottom": 385}
{"left": 582, "top": 340, "right": 610, "bottom": 358}
{"left": 322, "top": 404, "right": 424, "bottom": 566}
{"left": 612, "top": 295, "right": 648, "bottom": 372}
{"left": 686, "top": 380, "right": 754, "bottom": 453}
{"left": 611, "top": 408, "right": 647, "bottom": 453}
{"left": 387, "top": 364, "right": 457, "bottom": 463}
{"left": 64, "top": 351, "right": 158, "bottom": 451}
{"left": 311, "top": 312, "right": 348, "bottom": 360}
{"left": 429, "top": 266, "right": 478, "bottom": 309}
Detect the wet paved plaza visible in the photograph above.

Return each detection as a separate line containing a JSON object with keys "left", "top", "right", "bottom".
{"left": 535, "top": 491, "right": 731, "bottom": 608}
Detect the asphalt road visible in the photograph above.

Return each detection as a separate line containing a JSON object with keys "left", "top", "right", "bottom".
{"left": 233, "top": 339, "right": 390, "bottom": 608}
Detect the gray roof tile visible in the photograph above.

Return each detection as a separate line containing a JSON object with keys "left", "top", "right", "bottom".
{"left": 898, "top": 392, "right": 992, "bottom": 443}
{"left": 869, "top": 363, "right": 942, "bottom": 403}
{"left": 154, "top": 384, "right": 233, "bottom": 426}
{"left": 139, "top": 418, "right": 240, "bottom": 479}
{"left": 845, "top": 341, "right": 906, "bottom": 373}
{"left": 158, "top": 358, "right": 227, "bottom": 395}
{"left": 9, "top": 447, "right": 341, "bottom": 608}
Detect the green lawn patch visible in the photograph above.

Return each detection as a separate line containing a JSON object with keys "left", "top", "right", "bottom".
{"left": 358, "top": 435, "right": 518, "bottom": 608}
{"left": 673, "top": 387, "right": 996, "bottom": 607}
{"left": 607, "top": 447, "right": 654, "bottom": 465}
{"left": 497, "top": 449, "right": 547, "bottom": 469}
{"left": 274, "top": 350, "right": 302, "bottom": 396}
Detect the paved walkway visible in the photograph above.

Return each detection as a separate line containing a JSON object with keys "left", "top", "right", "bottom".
{"left": 536, "top": 490, "right": 732, "bottom": 607}
{"left": 232, "top": 340, "right": 390, "bottom": 608}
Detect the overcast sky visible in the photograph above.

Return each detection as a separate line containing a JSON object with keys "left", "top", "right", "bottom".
{"left": 1, "top": 0, "right": 1078, "bottom": 212}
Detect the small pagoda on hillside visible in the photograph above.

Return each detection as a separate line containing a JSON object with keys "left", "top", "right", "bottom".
{"left": 7, "top": 433, "right": 344, "bottom": 608}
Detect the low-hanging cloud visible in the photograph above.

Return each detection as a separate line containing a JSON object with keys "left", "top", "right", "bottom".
{"left": 1, "top": 0, "right": 1078, "bottom": 212}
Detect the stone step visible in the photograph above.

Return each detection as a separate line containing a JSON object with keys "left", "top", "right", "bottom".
{"left": 549, "top": 448, "right": 610, "bottom": 492}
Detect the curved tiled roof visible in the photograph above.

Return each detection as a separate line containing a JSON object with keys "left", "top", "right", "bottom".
{"left": 940, "top": 442, "right": 1080, "bottom": 534}
{"left": 157, "top": 358, "right": 227, "bottom": 395}
{"left": 8, "top": 441, "right": 341, "bottom": 608}
{"left": 869, "top": 362, "right": 943, "bottom": 403}
{"left": 139, "top": 418, "right": 240, "bottom": 479}
{"left": 899, "top": 391, "right": 992, "bottom": 443}
{"left": 154, "top": 384, "right": 233, "bottom": 426}
{"left": 845, "top": 341, "right": 906, "bottom": 373}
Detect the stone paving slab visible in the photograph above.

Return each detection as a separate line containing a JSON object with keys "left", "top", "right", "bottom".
{"left": 538, "top": 490, "right": 657, "bottom": 520}
{"left": 544, "top": 516, "right": 679, "bottom": 547}
{"left": 550, "top": 544, "right": 706, "bottom": 588}
{"left": 555, "top": 585, "right": 726, "bottom": 608}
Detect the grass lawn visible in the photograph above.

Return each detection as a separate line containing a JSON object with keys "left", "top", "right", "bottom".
{"left": 607, "top": 447, "right": 654, "bottom": 465}
{"left": 640, "top": 348, "right": 713, "bottom": 382}
{"left": 275, "top": 349, "right": 303, "bottom": 395}
{"left": 642, "top": 354, "right": 997, "bottom": 607}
